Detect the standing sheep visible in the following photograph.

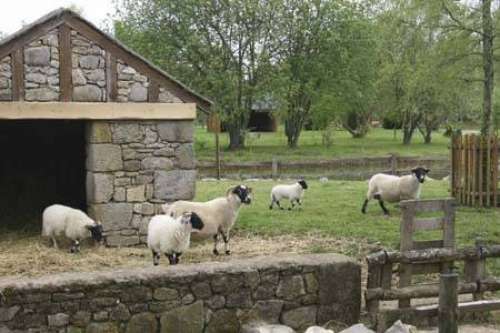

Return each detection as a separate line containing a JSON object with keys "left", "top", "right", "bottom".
{"left": 42, "top": 204, "right": 103, "bottom": 253}
{"left": 147, "top": 211, "right": 204, "bottom": 265}
{"left": 162, "top": 185, "right": 252, "bottom": 256}
{"left": 269, "top": 180, "right": 308, "bottom": 210}
{"left": 361, "top": 167, "right": 430, "bottom": 215}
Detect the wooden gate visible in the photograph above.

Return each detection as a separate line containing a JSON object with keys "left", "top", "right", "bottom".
{"left": 451, "top": 134, "right": 499, "bottom": 207}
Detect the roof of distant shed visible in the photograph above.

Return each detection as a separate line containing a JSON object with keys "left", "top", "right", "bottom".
{"left": 0, "top": 8, "right": 213, "bottom": 112}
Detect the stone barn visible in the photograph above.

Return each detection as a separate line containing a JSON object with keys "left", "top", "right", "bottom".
{"left": 0, "top": 9, "right": 211, "bottom": 246}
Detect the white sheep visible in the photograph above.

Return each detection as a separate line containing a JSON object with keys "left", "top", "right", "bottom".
{"left": 361, "top": 167, "right": 430, "bottom": 215}
{"left": 147, "top": 211, "right": 204, "bottom": 265}
{"left": 269, "top": 180, "right": 308, "bottom": 210}
{"left": 42, "top": 204, "right": 103, "bottom": 252}
{"left": 162, "top": 185, "right": 252, "bottom": 256}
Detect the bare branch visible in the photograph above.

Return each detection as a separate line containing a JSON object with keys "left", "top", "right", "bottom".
{"left": 441, "top": 2, "right": 484, "bottom": 36}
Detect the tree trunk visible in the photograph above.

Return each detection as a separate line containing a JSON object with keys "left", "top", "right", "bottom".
{"left": 402, "top": 128, "right": 414, "bottom": 145}
{"left": 424, "top": 129, "right": 432, "bottom": 144}
{"left": 481, "top": 0, "right": 494, "bottom": 136}
{"left": 285, "top": 117, "right": 301, "bottom": 148}
{"left": 227, "top": 124, "right": 245, "bottom": 150}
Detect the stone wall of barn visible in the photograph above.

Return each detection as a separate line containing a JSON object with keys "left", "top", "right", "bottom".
{"left": 0, "top": 254, "right": 361, "bottom": 333}
{"left": 86, "top": 120, "right": 196, "bottom": 246}
{"left": 0, "top": 29, "right": 198, "bottom": 244}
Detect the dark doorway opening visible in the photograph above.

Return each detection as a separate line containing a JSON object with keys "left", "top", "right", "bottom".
{"left": 0, "top": 120, "right": 86, "bottom": 232}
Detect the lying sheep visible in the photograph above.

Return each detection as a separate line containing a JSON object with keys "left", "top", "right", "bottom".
{"left": 269, "top": 180, "right": 308, "bottom": 210}
{"left": 147, "top": 211, "right": 204, "bottom": 265}
{"left": 42, "top": 204, "right": 103, "bottom": 253}
{"left": 162, "top": 185, "right": 252, "bottom": 256}
{"left": 361, "top": 167, "right": 430, "bottom": 215}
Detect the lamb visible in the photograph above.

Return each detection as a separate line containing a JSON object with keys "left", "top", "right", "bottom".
{"left": 162, "top": 185, "right": 252, "bottom": 256}
{"left": 42, "top": 204, "right": 103, "bottom": 253}
{"left": 361, "top": 167, "right": 430, "bottom": 215}
{"left": 269, "top": 180, "right": 308, "bottom": 210}
{"left": 147, "top": 211, "right": 204, "bottom": 265}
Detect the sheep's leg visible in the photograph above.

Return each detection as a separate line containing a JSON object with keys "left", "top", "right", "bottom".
{"left": 166, "top": 253, "right": 176, "bottom": 265}
{"left": 276, "top": 201, "right": 284, "bottom": 210}
{"left": 221, "top": 231, "right": 231, "bottom": 255}
{"left": 361, "top": 199, "right": 369, "bottom": 214}
{"left": 70, "top": 240, "right": 80, "bottom": 253}
{"left": 269, "top": 199, "right": 274, "bottom": 210}
{"left": 212, "top": 234, "right": 220, "bottom": 256}
{"left": 51, "top": 236, "right": 58, "bottom": 249}
{"left": 152, "top": 250, "right": 160, "bottom": 266}
{"left": 288, "top": 200, "right": 295, "bottom": 210}
{"left": 296, "top": 199, "right": 302, "bottom": 206}
{"left": 374, "top": 194, "right": 389, "bottom": 216}
{"left": 175, "top": 252, "right": 182, "bottom": 264}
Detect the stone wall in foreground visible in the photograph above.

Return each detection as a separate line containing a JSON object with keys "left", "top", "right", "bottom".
{"left": 0, "top": 254, "right": 360, "bottom": 333}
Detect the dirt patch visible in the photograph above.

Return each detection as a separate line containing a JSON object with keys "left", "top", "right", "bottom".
{"left": 0, "top": 232, "right": 376, "bottom": 278}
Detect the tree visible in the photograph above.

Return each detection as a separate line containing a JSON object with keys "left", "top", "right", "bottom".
{"left": 113, "top": 0, "right": 276, "bottom": 149}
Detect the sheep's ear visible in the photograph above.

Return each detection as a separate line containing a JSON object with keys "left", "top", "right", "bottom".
{"left": 425, "top": 168, "right": 430, "bottom": 174}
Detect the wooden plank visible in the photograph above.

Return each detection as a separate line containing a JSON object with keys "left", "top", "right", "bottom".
{"left": 442, "top": 199, "right": 456, "bottom": 249}
{"left": 493, "top": 137, "right": 498, "bottom": 207}
{"left": 472, "top": 136, "right": 477, "bottom": 206}
{"left": 399, "top": 200, "right": 415, "bottom": 308}
{"left": 401, "top": 199, "right": 447, "bottom": 213}
{"left": 0, "top": 102, "right": 196, "bottom": 119}
{"left": 479, "top": 136, "right": 484, "bottom": 206}
{"left": 381, "top": 264, "right": 392, "bottom": 289}
{"left": 487, "top": 136, "right": 491, "bottom": 206}
{"left": 11, "top": 49, "right": 24, "bottom": 101}
{"left": 438, "top": 273, "right": 458, "bottom": 333}
{"left": 58, "top": 24, "right": 72, "bottom": 102}
{"left": 412, "top": 240, "right": 444, "bottom": 250}
{"left": 106, "top": 53, "right": 117, "bottom": 102}
{"left": 65, "top": 16, "right": 212, "bottom": 111}
{"left": 411, "top": 262, "right": 442, "bottom": 275}
{"left": 0, "top": 14, "right": 66, "bottom": 60}
{"left": 148, "top": 80, "right": 159, "bottom": 102}
{"left": 366, "top": 264, "right": 382, "bottom": 321}
{"left": 413, "top": 217, "right": 444, "bottom": 231}
{"left": 415, "top": 300, "right": 500, "bottom": 316}
{"left": 366, "top": 282, "right": 477, "bottom": 301}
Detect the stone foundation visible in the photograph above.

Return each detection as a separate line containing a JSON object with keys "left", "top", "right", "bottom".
{"left": 0, "top": 254, "right": 361, "bottom": 333}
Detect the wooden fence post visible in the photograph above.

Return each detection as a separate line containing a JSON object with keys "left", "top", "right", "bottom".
{"left": 215, "top": 133, "right": 221, "bottom": 180}
{"left": 439, "top": 272, "right": 458, "bottom": 333}
{"left": 272, "top": 157, "right": 278, "bottom": 180}
{"left": 390, "top": 154, "right": 398, "bottom": 175}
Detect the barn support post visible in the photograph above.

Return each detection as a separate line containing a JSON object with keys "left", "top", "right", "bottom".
{"left": 215, "top": 132, "right": 221, "bottom": 180}
{"left": 439, "top": 272, "right": 458, "bottom": 333}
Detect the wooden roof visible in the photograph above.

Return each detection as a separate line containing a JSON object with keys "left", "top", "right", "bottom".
{"left": 0, "top": 8, "right": 212, "bottom": 112}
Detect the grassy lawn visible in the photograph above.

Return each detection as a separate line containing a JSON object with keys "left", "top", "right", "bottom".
{"left": 195, "top": 127, "right": 451, "bottom": 163}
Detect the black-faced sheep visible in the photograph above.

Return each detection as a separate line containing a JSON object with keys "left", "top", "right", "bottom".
{"left": 147, "top": 211, "right": 204, "bottom": 265}
{"left": 361, "top": 167, "right": 430, "bottom": 215}
{"left": 42, "top": 204, "right": 103, "bottom": 252}
{"left": 269, "top": 180, "right": 308, "bottom": 210}
{"left": 162, "top": 185, "right": 252, "bottom": 256}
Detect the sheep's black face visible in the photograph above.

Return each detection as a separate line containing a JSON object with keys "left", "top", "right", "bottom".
{"left": 89, "top": 224, "right": 104, "bottom": 243}
{"left": 298, "top": 180, "right": 308, "bottom": 189}
{"left": 412, "top": 167, "right": 430, "bottom": 184}
{"left": 233, "top": 185, "right": 252, "bottom": 204}
{"left": 190, "top": 212, "right": 204, "bottom": 231}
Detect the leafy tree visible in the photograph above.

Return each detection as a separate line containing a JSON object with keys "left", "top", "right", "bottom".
{"left": 113, "top": 0, "right": 276, "bottom": 149}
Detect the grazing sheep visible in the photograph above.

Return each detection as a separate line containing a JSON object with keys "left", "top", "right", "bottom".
{"left": 147, "top": 212, "right": 204, "bottom": 265}
{"left": 269, "top": 180, "right": 308, "bottom": 210}
{"left": 162, "top": 185, "right": 252, "bottom": 256}
{"left": 42, "top": 204, "right": 103, "bottom": 253}
{"left": 361, "top": 167, "right": 430, "bottom": 215}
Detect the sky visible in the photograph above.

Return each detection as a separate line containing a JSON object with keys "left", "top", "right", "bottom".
{"left": 0, "top": 0, "right": 115, "bottom": 35}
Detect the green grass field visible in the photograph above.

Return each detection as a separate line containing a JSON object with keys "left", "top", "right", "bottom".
{"left": 195, "top": 127, "right": 450, "bottom": 163}
{"left": 195, "top": 180, "right": 500, "bottom": 268}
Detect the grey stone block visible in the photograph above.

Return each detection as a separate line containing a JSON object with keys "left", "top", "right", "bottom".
{"left": 87, "top": 144, "right": 123, "bottom": 172}
{"left": 89, "top": 203, "right": 133, "bottom": 231}
{"left": 79, "top": 55, "right": 100, "bottom": 69}
{"left": 72, "top": 69, "right": 87, "bottom": 86}
{"left": 25, "top": 87, "right": 59, "bottom": 101}
{"left": 48, "top": 313, "right": 70, "bottom": 327}
{"left": 111, "top": 122, "right": 143, "bottom": 143}
{"left": 86, "top": 322, "right": 119, "bottom": 333}
{"left": 205, "top": 309, "right": 239, "bottom": 333}
{"left": 159, "top": 301, "right": 204, "bottom": 333}
{"left": 281, "top": 306, "right": 317, "bottom": 331}
{"left": 86, "top": 172, "right": 114, "bottom": 204}
{"left": 141, "top": 157, "right": 173, "bottom": 171}
{"left": 277, "top": 275, "right": 306, "bottom": 301}
{"left": 154, "top": 170, "right": 196, "bottom": 200}
{"left": 176, "top": 144, "right": 196, "bottom": 169}
{"left": 73, "top": 85, "right": 102, "bottom": 102}
{"left": 157, "top": 121, "right": 194, "bottom": 143}
{"left": 86, "top": 121, "right": 112, "bottom": 143}
{"left": 129, "top": 82, "right": 147, "bottom": 102}
{"left": 126, "top": 313, "right": 157, "bottom": 333}
{"left": 24, "top": 47, "right": 50, "bottom": 66}
{"left": 127, "top": 185, "right": 145, "bottom": 202}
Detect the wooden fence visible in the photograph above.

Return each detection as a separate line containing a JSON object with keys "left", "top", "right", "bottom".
{"left": 451, "top": 134, "right": 499, "bottom": 207}
{"left": 366, "top": 244, "right": 500, "bottom": 332}
{"left": 197, "top": 154, "right": 450, "bottom": 180}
